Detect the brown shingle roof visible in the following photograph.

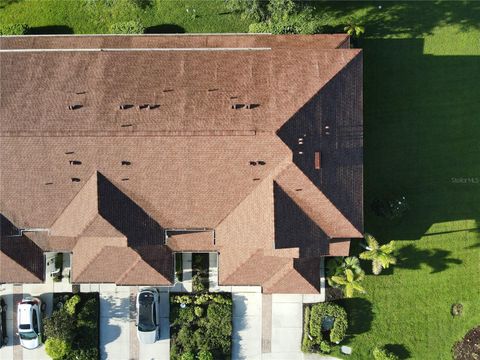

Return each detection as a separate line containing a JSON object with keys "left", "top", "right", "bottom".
{"left": 0, "top": 35, "right": 363, "bottom": 292}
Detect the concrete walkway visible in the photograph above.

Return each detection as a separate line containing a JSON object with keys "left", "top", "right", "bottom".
{"left": 232, "top": 289, "right": 263, "bottom": 360}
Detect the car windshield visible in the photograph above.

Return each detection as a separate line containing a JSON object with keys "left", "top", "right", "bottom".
{"left": 19, "top": 331, "right": 37, "bottom": 340}
{"left": 138, "top": 292, "right": 155, "bottom": 332}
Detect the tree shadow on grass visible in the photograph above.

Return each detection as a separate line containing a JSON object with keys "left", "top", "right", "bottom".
{"left": 336, "top": 297, "right": 373, "bottom": 335}
{"left": 145, "top": 24, "right": 185, "bottom": 34}
{"left": 396, "top": 244, "right": 462, "bottom": 274}
{"left": 385, "top": 344, "right": 411, "bottom": 360}
{"left": 28, "top": 25, "right": 73, "bottom": 34}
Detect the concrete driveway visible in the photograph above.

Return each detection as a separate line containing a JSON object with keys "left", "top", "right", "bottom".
{"left": 232, "top": 291, "right": 262, "bottom": 360}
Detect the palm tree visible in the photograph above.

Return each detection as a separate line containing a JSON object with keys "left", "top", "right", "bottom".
{"left": 359, "top": 233, "right": 397, "bottom": 275}
{"left": 327, "top": 256, "right": 366, "bottom": 298}
{"left": 344, "top": 20, "right": 365, "bottom": 38}
{"left": 330, "top": 268, "right": 366, "bottom": 298}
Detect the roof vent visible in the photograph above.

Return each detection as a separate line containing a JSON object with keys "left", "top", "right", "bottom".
{"left": 148, "top": 104, "right": 160, "bottom": 110}
{"left": 65, "top": 151, "right": 75, "bottom": 155}
{"left": 231, "top": 103, "right": 245, "bottom": 110}
{"left": 324, "top": 125, "right": 331, "bottom": 135}
{"left": 69, "top": 160, "right": 82, "bottom": 165}
{"left": 208, "top": 88, "right": 219, "bottom": 92}
{"left": 67, "top": 104, "right": 82, "bottom": 110}
{"left": 163, "top": 89, "right": 174, "bottom": 93}
{"left": 121, "top": 161, "right": 131, "bottom": 166}
{"left": 121, "top": 178, "right": 129, "bottom": 181}
{"left": 119, "top": 104, "right": 133, "bottom": 110}
{"left": 138, "top": 104, "right": 149, "bottom": 110}
{"left": 45, "top": 182, "right": 53, "bottom": 185}
{"left": 75, "top": 91, "right": 86, "bottom": 95}
{"left": 295, "top": 188, "right": 303, "bottom": 191}
{"left": 71, "top": 178, "right": 81, "bottom": 182}
{"left": 121, "top": 124, "right": 133, "bottom": 128}
{"left": 249, "top": 161, "right": 257, "bottom": 166}
{"left": 258, "top": 161, "right": 266, "bottom": 166}
{"left": 253, "top": 178, "right": 260, "bottom": 181}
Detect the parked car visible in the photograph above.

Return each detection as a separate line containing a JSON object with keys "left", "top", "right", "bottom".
{"left": 136, "top": 288, "right": 159, "bottom": 344}
{"left": 17, "top": 297, "right": 44, "bottom": 349}
{"left": 0, "top": 297, "right": 7, "bottom": 348}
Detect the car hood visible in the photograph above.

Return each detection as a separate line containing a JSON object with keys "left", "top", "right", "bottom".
{"left": 20, "top": 337, "right": 40, "bottom": 349}
{"left": 137, "top": 329, "right": 157, "bottom": 344}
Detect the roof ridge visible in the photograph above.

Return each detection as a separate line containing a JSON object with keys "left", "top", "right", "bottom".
{"left": 214, "top": 151, "right": 291, "bottom": 229}
{"left": 262, "top": 257, "right": 294, "bottom": 290}
{"left": 71, "top": 244, "right": 106, "bottom": 282}
{"left": 221, "top": 249, "right": 261, "bottom": 283}
{"left": 115, "top": 255, "right": 142, "bottom": 284}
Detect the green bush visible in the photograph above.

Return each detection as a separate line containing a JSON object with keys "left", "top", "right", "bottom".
{"left": 176, "top": 327, "right": 195, "bottom": 353}
{"left": 320, "top": 340, "right": 332, "bottom": 354}
{"left": 77, "top": 298, "right": 97, "bottom": 328}
{"left": 63, "top": 348, "right": 99, "bottom": 360}
{"left": 0, "top": 23, "right": 30, "bottom": 35}
{"left": 309, "top": 302, "right": 348, "bottom": 344}
{"left": 373, "top": 346, "right": 400, "bottom": 360}
{"left": 248, "top": 22, "right": 271, "bottom": 33}
{"left": 44, "top": 310, "right": 75, "bottom": 342}
{"left": 193, "top": 328, "right": 206, "bottom": 349}
{"left": 173, "top": 295, "right": 193, "bottom": 305}
{"left": 192, "top": 274, "right": 206, "bottom": 293}
{"left": 45, "top": 338, "right": 71, "bottom": 360}
{"left": 109, "top": 20, "right": 144, "bottom": 34}
{"left": 197, "top": 349, "right": 214, "bottom": 360}
{"left": 64, "top": 294, "right": 80, "bottom": 316}
{"left": 180, "top": 351, "right": 195, "bottom": 360}
{"left": 194, "top": 306, "right": 204, "bottom": 317}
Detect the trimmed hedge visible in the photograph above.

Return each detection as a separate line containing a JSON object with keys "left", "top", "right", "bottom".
{"left": 302, "top": 302, "right": 348, "bottom": 354}
{"left": 170, "top": 293, "right": 232, "bottom": 360}
{"left": 373, "top": 346, "right": 400, "bottom": 360}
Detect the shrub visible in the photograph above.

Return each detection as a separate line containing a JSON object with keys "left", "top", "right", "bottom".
{"left": 176, "top": 327, "right": 195, "bottom": 353}
{"left": 0, "top": 23, "right": 29, "bottom": 35}
{"left": 194, "top": 306, "right": 204, "bottom": 317}
{"left": 197, "top": 349, "right": 214, "bottom": 360}
{"left": 310, "top": 303, "right": 348, "bottom": 344}
{"left": 451, "top": 303, "right": 463, "bottom": 317}
{"left": 193, "top": 328, "right": 206, "bottom": 349}
{"left": 63, "top": 348, "right": 99, "bottom": 360}
{"left": 373, "top": 346, "right": 400, "bottom": 360}
{"left": 320, "top": 340, "right": 332, "bottom": 354}
{"left": 45, "top": 338, "right": 71, "bottom": 360}
{"left": 248, "top": 22, "right": 271, "bottom": 33}
{"left": 301, "top": 306, "right": 314, "bottom": 353}
{"left": 180, "top": 352, "right": 195, "bottom": 360}
{"left": 192, "top": 274, "right": 206, "bottom": 293}
{"left": 176, "top": 306, "right": 195, "bottom": 325}
{"left": 64, "top": 294, "right": 80, "bottom": 316}
{"left": 44, "top": 310, "right": 75, "bottom": 342}
{"left": 109, "top": 20, "right": 144, "bottom": 34}
{"left": 77, "top": 298, "right": 97, "bottom": 328}
{"left": 173, "top": 295, "right": 193, "bottom": 305}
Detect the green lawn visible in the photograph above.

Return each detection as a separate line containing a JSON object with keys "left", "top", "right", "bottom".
{"left": 0, "top": 0, "right": 249, "bottom": 33}
{"left": 2, "top": 1, "right": 480, "bottom": 359}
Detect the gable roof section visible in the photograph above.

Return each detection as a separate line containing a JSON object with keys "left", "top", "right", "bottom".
{"left": 275, "top": 164, "right": 361, "bottom": 239}
{"left": 0, "top": 35, "right": 363, "bottom": 291}
{"left": 0, "top": 236, "right": 44, "bottom": 283}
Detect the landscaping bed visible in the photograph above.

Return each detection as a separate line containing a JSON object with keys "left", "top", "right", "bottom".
{"left": 302, "top": 302, "right": 348, "bottom": 355}
{"left": 453, "top": 326, "right": 480, "bottom": 360}
{"left": 192, "top": 253, "right": 210, "bottom": 293}
{"left": 45, "top": 292, "right": 99, "bottom": 360}
{"left": 170, "top": 292, "right": 232, "bottom": 360}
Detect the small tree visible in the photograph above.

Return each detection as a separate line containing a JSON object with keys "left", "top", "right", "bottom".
{"left": 64, "top": 294, "right": 81, "bottom": 316}
{"left": 198, "top": 349, "right": 214, "bottom": 360}
{"left": 327, "top": 257, "right": 365, "bottom": 298}
{"left": 45, "top": 338, "right": 71, "bottom": 360}
{"left": 360, "top": 233, "right": 397, "bottom": 275}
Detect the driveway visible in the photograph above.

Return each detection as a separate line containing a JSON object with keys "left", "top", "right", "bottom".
{"left": 232, "top": 291, "right": 262, "bottom": 360}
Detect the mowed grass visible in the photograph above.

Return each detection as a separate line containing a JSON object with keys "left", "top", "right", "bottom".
{"left": 328, "top": 2, "right": 480, "bottom": 359}
{"left": 2, "top": 0, "right": 480, "bottom": 359}
{"left": 0, "top": 0, "right": 250, "bottom": 33}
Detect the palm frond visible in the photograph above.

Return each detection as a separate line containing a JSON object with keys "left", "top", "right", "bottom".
{"left": 380, "top": 240, "right": 396, "bottom": 254}
{"left": 364, "top": 233, "right": 379, "bottom": 250}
